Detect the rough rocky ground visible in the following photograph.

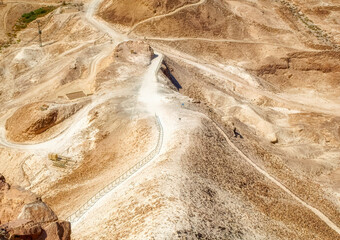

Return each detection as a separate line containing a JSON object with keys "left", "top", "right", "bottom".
{"left": 0, "top": 174, "right": 71, "bottom": 240}
{"left": 0, "top": 0, "right": 339, "bottom": 239}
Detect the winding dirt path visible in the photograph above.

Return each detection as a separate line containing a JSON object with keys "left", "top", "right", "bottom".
{"left": 64, "top": 0, "right": 167, "bottom": 223}
{"left": 85, "top": 0, "right": 127, "bottom": 42}
{"left": 3, "top": 1, "right": 59, "bottom": 5}
{"left": 68, "top": 52, "right": 165, "bottom": 225}
{"left": 1, "top": 0, "right": 339, "bottom": 236}
{"left": 128, "top": 0, "right": 206, "bottom": 35}
{"left": 208, "top": 116, "right": 340, "bottom": 235}
{"left": 0, "top": 97, "right": 94, "bottom": 152}
{"left": 2, "top": 5, "right": 10, "bottom": 34}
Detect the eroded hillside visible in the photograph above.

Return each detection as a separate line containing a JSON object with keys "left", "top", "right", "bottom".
{"left": 0, "top": 0, "right": 339, "bottom": 239}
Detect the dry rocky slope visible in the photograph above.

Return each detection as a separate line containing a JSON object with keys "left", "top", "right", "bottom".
{"left": 0, "top": 0, "right": 339, "bottom": 239}
{"left": 0, "top": 174, "right": 71, "bottom": 240}
{"left": 5, "top": 101, "right": 87, "bottom": 143}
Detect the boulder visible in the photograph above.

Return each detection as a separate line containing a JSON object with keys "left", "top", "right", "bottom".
{"left": 0, "top": 174, "right": 71, "bottom": 240}
{"left": 18, "top": 202, "right": 58, "bottom": 223}
{"left": 0, "top": 219, "right": 42, "bottom": 239}
{"left": 0, "top": 220, "right": 71, "bottom": 240}
{"left": 39, "top": 221, "right": 71, "bottom": 240}
{"left": 0, "top": 174, "right": 10, "bottom": 191}
{"left": 0, "top": 186, "right": 39, "bottom": 224}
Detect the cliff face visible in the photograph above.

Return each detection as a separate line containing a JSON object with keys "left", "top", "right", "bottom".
{"left": 0, "top": 174, "right": 71, "bottom": 240}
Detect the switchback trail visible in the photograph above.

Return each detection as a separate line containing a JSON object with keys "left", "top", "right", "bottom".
{"left": 0, "top": 94, "right": 110, "bottom": 152}
{"left": 67, "top": 52, "right": 165, "bottom": 225}
{"left": 66, "top": 0, "right": 166, "bottom": 225}
{"left": 2, "top": 0, "right": 339, "bottom": 235}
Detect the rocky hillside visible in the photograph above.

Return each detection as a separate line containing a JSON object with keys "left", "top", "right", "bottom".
{"left": 0, "top": 174, "right": 70, "bottom": 240}
{"left": 99, "top": 0, "right": 199, "bottom": 28}
{"left": 0, "top": 0, "right": 339, "bottom": 239}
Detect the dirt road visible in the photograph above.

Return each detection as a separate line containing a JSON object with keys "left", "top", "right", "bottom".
{"left": 156, "top": 46, "right": 340, "bottom": 117}
{"left": 209, "top": 116, "right": 340, "bottom": 235}
{"left": 128, "top": 0, "right": 206, "bottom": 35}
{"left": 85, "top": 0, "right": 127, "bottom": 43}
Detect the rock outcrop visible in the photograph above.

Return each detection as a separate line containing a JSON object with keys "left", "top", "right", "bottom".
{"left": 96, "top": 40, "right": 155, "bottom": 88}
{"left": 114, "top": 40, "right": 154, "bottom": 66}
{"left": 0, "top": 174, "right": 71, "bottom": 240}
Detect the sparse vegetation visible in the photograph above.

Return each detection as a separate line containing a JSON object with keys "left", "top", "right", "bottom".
{"left": 0, "top": 33, "right": 16, "bottom": 52}
{"left": 279, "top": 0, "right": 339, "bottom": 49}
{"left": 14, "top": 6, "right": 56, "bottom": 31}
{"left": 0, "top": 6, "right": 56, "bottom": 52}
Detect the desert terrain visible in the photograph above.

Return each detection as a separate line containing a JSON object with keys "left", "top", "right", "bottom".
{"left": 0, "top": 0, "right": 339, "bottom": 239}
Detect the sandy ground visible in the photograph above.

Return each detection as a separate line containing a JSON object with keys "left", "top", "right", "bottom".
{"left": 0, "top": 0, "right": 339, "bottom": 239}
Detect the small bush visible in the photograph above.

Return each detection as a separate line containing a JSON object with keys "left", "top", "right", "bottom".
{"left": 19, "top": 6, "right": 56, "bottom": 27}
{"left": 0, "top": 6, "right": 56, "bottom": 53}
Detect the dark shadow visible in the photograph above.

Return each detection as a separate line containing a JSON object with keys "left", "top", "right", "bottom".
{"left": 233, "top": 128, "right": 243, "bottom": 139}
{"left": 161, "top": 61, "right": 182, "bottom": 90}
{"left": 151, "top": 53, "right": 159, "bottom": 60}
{"left": 42, "top": 40, "right": 58, "bottom": 47}
{"left": 38, "top": 229, "right": 48, "bottom": 239}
